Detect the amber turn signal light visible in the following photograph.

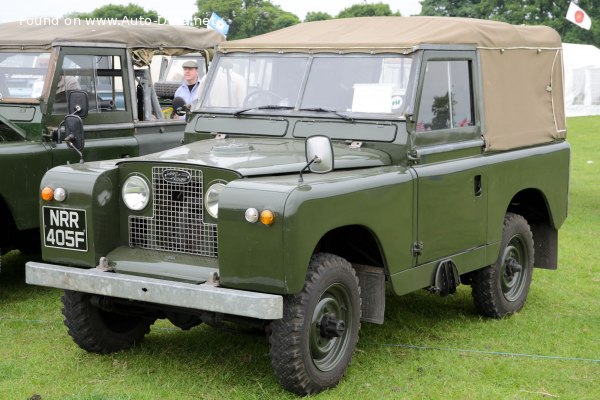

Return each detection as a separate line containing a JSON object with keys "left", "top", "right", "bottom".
{"left": 41, "top": 186, "right": 54, "bottom": 202}
{"left": 259, "top": 210, "right": 275, "bottom": 226}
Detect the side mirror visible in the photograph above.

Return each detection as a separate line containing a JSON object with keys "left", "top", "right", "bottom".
{"left": 306, "top": 135, "right": 334, "bottom": 173}
{"left": 68, "top": 90, "right": 89, "bottom": 118}
{"left": 298, "top": 135, "right": 334, "bottom": 183}
{"left": 172, "top": 96, "right": 190, "bottom": 116}
{"left": 63, "top": 115, "right": 85, "bottom": 152}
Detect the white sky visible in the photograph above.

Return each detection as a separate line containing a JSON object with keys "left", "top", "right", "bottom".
{"left": 1, "top": 0, "right": 422, "bottom": 25}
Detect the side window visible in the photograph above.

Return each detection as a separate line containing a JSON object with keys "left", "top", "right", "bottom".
{"left": 53, "top": 54, "right": 125, "bottom": 114}
{"left": 416, "top": 60, "right": 474, "bottom": 132}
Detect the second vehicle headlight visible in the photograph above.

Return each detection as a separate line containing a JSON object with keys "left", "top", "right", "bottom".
{"left": 205, "top": 182, "right": 226, "bottom": 219}
{"left": 122, "top": 175, "right": 150, "bottom": 211}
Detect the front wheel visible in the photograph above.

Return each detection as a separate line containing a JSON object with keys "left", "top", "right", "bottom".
{"left": 62, "top": 291, "right": 155, "bottom": 354}
{"left": 269, "top": 253, "right": 361, "bottom": 395}
{"left": 471, "top": 213, "right": 534, "bottom": 318}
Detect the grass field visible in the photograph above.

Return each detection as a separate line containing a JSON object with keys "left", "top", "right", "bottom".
{"left": 1, "top": 117, "right": 599, "bottom": 399}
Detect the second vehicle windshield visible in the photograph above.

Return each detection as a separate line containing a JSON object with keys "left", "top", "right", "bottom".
{"left": 0, "top": 52, "right": 51, "bottom": 99}
{"left": 200, "top": 54, "right": 414, "bottom": 115}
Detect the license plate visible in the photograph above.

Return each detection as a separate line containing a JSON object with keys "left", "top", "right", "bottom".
{"left": 43, "top": 207, "right": 87, "bottom": 251}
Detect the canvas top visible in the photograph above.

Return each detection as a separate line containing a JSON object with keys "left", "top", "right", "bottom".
{"left": 0, "top": 20, "right": 225, "bottom": 54}
{"left": 220, "top": 16, "right": 561, "bottom": 53}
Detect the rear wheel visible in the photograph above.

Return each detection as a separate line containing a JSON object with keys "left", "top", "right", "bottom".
{"left": 472, "top": 213, "right": 534, "bottom": 318}
{"left": 62, "top": 290, "right": 155, "bottom": 353}
{"left": 269, "top": 253, "right": 361, "bottom": 395}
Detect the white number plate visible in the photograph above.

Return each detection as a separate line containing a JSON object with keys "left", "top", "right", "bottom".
{"left": 43, "top": 207, "right": 87, "bottom": 251}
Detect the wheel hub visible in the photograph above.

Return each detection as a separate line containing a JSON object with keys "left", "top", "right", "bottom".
{"left": 319, "top": 313, "right": 346, "bottom": 338}
{"left": 504, "top": 257, "right": 522, "bottom": 280}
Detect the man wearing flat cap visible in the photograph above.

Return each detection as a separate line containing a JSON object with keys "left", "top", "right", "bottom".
{"left": 173, "top": 60, "right": 201, "bottom": 115}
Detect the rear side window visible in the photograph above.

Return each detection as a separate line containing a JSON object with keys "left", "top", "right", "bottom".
{"left": 416, "top": 60, "right": 473, "bottom": 131}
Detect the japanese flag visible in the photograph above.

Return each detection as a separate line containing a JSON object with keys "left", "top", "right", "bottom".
{"left": 566, "top": 2, "right": 591, "bottom": 30}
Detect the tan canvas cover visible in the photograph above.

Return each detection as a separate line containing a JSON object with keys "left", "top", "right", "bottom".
{"left": 0, "top": 21, "right": 224, "bottom": 62}
{"left": 220, "top": 16, "right": 560, "bottom": 52}
{"left": 221, "top": 17, "right": 566, "bottom": 151}
{"left": 481, "top": 49, "right": 566, "bottom": 150}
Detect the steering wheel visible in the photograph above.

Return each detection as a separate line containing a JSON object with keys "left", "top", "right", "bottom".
{"left": 243, "top": 90, "right": 284, "bottom": 108}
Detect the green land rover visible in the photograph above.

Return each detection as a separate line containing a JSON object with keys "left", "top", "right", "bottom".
{"left": 0, "top": 21, "right": 223, "bottom": 254}
{"left": 26, "top": 17, "right": 569, "bottom": 394}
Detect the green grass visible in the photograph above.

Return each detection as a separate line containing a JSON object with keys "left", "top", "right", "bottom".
{"left": 1, "top": 117, "right": 599, "bottom": 399}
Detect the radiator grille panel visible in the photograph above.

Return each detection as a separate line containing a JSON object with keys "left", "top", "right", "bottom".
{"left": 129, "top": 167, "right": 218, "bottom": 257}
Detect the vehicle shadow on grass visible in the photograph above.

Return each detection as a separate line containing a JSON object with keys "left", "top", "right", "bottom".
{"left": 0, "top": 250, "right": 57, "bottom": 304}
{"left": 126, "top": 287, "right": 484, "bottom": 397}
{"left": 359, "top": 286, "right": 487, "bottom": 346}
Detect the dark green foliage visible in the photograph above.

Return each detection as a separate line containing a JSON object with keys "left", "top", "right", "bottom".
{"left": 420, "top": 0, "right": 600, "bottom": 47}
{"left": 305, "top": 11, "right": 333, "bottom": 22}
{"left": 337, "top": 3, "right": 401, "bottom": 18}
{"left": 65, "top": 3, "right": 160, "bottom": 21}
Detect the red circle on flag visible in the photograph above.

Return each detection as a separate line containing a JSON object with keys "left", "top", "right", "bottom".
{"left": 575, "top": 10, "right": 584, "bottom": 24}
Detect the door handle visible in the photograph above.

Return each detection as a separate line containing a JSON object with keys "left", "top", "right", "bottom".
{"left": 474, "top": 175, "right": 482, "bottom": 197}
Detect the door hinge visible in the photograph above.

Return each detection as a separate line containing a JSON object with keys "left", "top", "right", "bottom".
{"left": 412, "top": 241, "right": 423, "bottom": 256}
{"left": 408, "top": 149, "right": 420, "bottom": 164}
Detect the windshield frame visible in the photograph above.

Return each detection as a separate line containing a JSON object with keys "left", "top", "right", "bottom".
{"left": 197, "top": 52, "right": 416, "bottom": 120}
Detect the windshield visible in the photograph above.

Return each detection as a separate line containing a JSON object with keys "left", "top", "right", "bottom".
{"left": 0, "top": 52, "right": 51, "bottom": 99}
{"left": 199, "top": 54, "right": 413, "bottom": 115}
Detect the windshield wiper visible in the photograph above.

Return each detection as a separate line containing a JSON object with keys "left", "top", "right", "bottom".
{"left": 234, "top": 105, "right": 294, "bottom": 117}
{"left": 298, "top": 107, "right": 354, "bottom": 122}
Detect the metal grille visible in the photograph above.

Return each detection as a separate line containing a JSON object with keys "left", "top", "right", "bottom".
{"left": 129, "top": 167, "right": 218, "bottom": 257}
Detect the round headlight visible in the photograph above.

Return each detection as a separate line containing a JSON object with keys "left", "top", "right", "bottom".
{"left": 205, "top": 182, "right": 226, "bottom": 219}
{"left": 122, "top": 175, "right": 150, "bottom": 211}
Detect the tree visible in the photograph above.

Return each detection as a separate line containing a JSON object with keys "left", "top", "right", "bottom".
{"left": 193, "top": 0, "right": 300, "bottom": 39}
{"left": 66, "top": 3, "right": 160, "bottom": 21}
{"left": 337, "top": 3, "right": 401, "bottom": 19}
{"left": 419, "top": 0, "right": 599, "bottom": 47}
{"left": 305, "top": 11, "right": 333, "bottom": 22}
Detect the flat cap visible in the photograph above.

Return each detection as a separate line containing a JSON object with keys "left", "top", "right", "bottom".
{"left": 182, "top": 60, "right": 198, "bottom": 68}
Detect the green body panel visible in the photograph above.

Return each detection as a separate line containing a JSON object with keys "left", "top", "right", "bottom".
{"left": 106, "top": 246, "right": 219, "bottom": 283}
{"left": 413, "top": 156, "right": 488, "bottom": 264}
{"left": 219, "top": 166, "right": 415, "bottom": 294}
{"left": 40, "top": 163, "right": 120, "bottom": 267}
{"left": 484, "top": 142, "right": 570, "bottom": 251}
{"left": 281, "top": 167, "right": 415, "bottom": 293}
{"left": 0, "top": 142, "right": 52, "bottom": 230}
{"left": 218, "top": 184, "right": 290, "bottom": 292}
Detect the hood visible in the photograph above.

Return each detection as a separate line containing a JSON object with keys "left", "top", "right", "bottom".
{"left": 125, "top": 138, "right": 391, "bottom": 176}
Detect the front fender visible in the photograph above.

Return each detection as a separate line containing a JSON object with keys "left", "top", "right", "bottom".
{"left": 218, "top": 166, "right": 414, "bottom": 294}
{"left": 40, "top": 162, "right": 120, "bottom": 267}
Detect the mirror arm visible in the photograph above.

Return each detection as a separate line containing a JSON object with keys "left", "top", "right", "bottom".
{"left": 298, "top": 155, "right": 321, "bottom": 183}
{"left": 64, "top": 137, "right": 84, "bottom": 164}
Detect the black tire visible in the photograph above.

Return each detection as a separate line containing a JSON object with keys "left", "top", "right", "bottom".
{"left": 62, "top": 290, "right": 154, "bottom": 354}
{"left": 269, "top": 253, "right": 361, "bottom": 395}
{"left": 472, "top": 213, "right": 534, "bottom": 318}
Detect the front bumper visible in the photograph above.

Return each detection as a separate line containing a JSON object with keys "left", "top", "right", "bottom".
{"left": 26, "top": 262, "right": 282, "bottom": 320}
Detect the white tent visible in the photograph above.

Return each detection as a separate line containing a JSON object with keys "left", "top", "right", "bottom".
{"left": 563, "top": 43, "right": 600, "bottom": 116}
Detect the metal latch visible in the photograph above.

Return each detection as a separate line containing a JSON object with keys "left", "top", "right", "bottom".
{"left": 411, "top": 241, "right": 423, "bottom": 257}
{"left": 349, "top": 141, "right": 363, "bottom": 149}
